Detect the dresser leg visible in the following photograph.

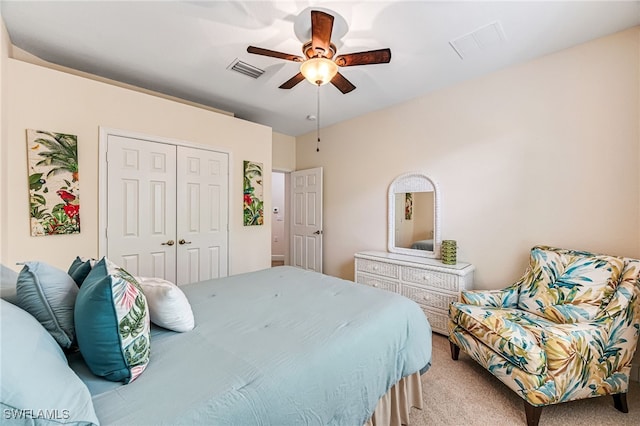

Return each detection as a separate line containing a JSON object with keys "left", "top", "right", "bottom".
{"left": 450, "top": 341, "right": 460, "bottom": 360}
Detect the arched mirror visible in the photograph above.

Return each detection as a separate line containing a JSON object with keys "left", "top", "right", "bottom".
{"left": 388, "top": 172, "right": 440, "bottom": 258}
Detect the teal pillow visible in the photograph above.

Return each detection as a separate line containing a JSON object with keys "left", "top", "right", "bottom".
{"left": 0, "top": 299, "right": 99, "bottom": 425}
{"left": 16, "top": 261, "right": 78, "bottom": 348}
{"left": 75, "top": 257, "right": 150, "bottom": 383}
{"left": 68, "top": 256, "right": 94, "bottom": 287}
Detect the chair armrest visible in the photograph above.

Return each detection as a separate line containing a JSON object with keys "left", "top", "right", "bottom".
{"left": 460, "top": 284, "right": 519, "bottom": 308}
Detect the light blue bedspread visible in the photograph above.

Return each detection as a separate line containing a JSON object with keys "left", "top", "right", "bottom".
{"left": 68, "top": 266, "right": 432, "bottom": 425}
{"left": 411, "top": 239, "right": 434, "bottom": 251}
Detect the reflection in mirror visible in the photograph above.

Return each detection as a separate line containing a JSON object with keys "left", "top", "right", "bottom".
{"left": 388, "top": 172, "right": 440, "bottom": 259}
{"left": 394, "top": 192, "right": 434, "bottom": 250}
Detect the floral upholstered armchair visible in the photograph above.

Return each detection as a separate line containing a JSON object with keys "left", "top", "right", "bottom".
{"left": 448, "top": 246, "right": 640, "bottom": 426}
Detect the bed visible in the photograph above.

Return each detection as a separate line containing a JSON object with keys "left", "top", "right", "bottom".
{"left": 410, "top": 239, "right": 434, "bottom": 251}
{"left": 2, "top": 265, "right": 432, "bottom": 425}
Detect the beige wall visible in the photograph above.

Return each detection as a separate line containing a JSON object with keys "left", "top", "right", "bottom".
{"left": 3, "top": 58, "right": 272, "bottom": 274}
{"left": 0, "top": 18, "right": 10, "bottom": 269}
{"left": 272, "top": 131, "right": 296, "bottom": 171}
{"left": 11, "top": 45, "right": 234, "bottom": 119}
{"left": 635, "top": 27, "right": 640, "bottom": 383}
{"left": 297, "top": 28, "right": 640, "bottom": 289}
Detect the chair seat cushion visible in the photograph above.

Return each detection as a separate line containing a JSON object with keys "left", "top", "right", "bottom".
{"left": 450, "top": 302, "right": 557, "bottom": 375}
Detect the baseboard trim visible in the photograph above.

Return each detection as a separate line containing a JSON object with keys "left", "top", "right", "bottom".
{"left": 271, "top": 254, "right": 284, "bottom": 262}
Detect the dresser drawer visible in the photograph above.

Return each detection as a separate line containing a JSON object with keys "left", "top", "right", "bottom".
{"left": 421, "top": 306, "right": 449, "bottom": 336}
{"left": 356, "top": 274, "right": 400, "bottom": 293}
{"left": 402, "top": 266, "right": 460, "bottom": 292}
{"left": 402, "top": 284, "right": 458, "bottom": 311}
{"left": 356, "top": 259, "right": 399, "bottom": 279}
{"left": 354, "top": 251, "right": 473, "bottom": 336}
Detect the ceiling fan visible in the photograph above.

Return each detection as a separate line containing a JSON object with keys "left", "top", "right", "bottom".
{"left": 247, "top": 10, "right": 391, "bottom": 94}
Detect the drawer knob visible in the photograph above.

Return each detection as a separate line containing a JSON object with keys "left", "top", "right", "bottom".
{"left": 373, "top": 265, "right": 379, "bottom": 270}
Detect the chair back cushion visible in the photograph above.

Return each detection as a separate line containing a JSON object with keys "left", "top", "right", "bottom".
{"left": 517, "top": 246, "right": 624, "bottom": 323}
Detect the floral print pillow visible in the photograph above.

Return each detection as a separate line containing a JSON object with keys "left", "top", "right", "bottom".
{"left": 74, "top": 257, "right": 150, "bottom": 383}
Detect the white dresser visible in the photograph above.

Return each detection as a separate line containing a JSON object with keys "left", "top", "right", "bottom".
{"left": 354, "top": 251, "right": 474, "bottom": 335}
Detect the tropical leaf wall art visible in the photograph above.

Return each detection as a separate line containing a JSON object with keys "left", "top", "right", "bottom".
{"left": 26, "top": 129, "right": 80, "bottom": 236}
{"left": 243, "top": 160, "right": 264, "bottom": 226}
{"left": 405, "top": 192, "right": 413, "bottom": 220}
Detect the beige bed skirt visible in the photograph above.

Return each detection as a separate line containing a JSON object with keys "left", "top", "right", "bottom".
{"left": 364, "top": 371, "right": 423, "bottom": 426}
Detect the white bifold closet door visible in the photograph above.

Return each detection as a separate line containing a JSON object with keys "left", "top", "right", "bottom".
{"left": 176, "top": 146, "right": 228, "bottom": 284}
{"left": 106, "top": 135, "right": 228, "bottom": 285}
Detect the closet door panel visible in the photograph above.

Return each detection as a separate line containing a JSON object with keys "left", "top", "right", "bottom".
{"left": 106, "top": 135, "right": 177, "bottom": 282}
{"left": 176, "top": 147, "right": 229, "bottom": 285}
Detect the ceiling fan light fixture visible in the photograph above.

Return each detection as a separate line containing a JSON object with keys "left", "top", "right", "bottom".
{"left": 300, "top": 57, "right": 338, "bottom": 86}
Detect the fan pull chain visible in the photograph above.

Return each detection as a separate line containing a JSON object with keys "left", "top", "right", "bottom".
{"left": 316, "top": 84, "right": 321, "bottom": 152}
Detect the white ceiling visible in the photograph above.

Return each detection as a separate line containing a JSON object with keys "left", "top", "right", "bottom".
{"left": 2, "top": 1, "right": 639, "bottom": 136}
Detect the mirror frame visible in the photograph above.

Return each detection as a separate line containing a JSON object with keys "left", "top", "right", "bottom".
{"left": 388, "top": 172, "right": 441, "bottom": 259}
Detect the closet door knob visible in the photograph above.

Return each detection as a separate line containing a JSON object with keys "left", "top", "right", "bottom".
{"left": 162, "top": 240, "right": 175, "bottom": 246}
{"left": 179, "top": 239, "right": 192, "bottom": 245}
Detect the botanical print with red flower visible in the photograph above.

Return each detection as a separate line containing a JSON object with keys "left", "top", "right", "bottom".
{"left": 243, "top": 160, "right": 264, "bottom": 226}
{"left": 405, "top": 192, "right": 413, "bottom": 220}
{"left": 27, "top": 129, "right": 80, "bottom": 236}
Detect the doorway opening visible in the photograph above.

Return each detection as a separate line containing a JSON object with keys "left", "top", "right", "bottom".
{"left": 271, "top": 171, "right": 289, "bottom": 267}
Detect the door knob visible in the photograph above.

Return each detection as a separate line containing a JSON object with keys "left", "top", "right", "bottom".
{"left": 179, "top": 239, "right": 192, "bottom": 245}
{"left": 161, "top": 240, "right": 175, "bottom": 246}
{"left": 313, "top": 230, "right": 323, "bottom": 235}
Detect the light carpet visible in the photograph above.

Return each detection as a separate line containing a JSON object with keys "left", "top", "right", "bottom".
{"left": 408, "top": 334, "right": 640, "bottom": 425}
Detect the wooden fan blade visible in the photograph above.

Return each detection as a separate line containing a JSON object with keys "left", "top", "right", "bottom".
{"left": 335, "top": 48, "right": 392, "bottom": 67}
{"left": 311, "top": 10, "right": 334, "bottom": 56}
{"left": 279, "top": 73, "right": 306, "bottom": 89}
{"left": 247, "top": 46, "right": 304, "bottom": 62}
{"left": 331, "top": 72, "right": 356, "bottom": 94}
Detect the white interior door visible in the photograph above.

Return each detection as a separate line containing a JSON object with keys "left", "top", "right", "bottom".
{"left": 290, "top": 167, "right": 323, "bottom": 272}
{"left": 176, "top": 146, "right": 229, "bottom": 285}
{"left": 106, "top": 135, "right": 177, "bottom": 282}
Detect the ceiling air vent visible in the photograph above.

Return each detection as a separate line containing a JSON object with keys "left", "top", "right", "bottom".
{"left": 449, "top": 21, "right": 507, "bottom": 60}
{"left": 228, "top": 59, "right": 265, "bottom": 79}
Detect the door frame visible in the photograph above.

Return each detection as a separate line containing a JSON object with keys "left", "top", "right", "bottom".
{"left": 98, "top": 127, "right": 233, "bottom": 273}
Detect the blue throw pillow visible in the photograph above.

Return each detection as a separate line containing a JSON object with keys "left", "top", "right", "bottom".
{"left": 0, "top": 264, "right": 18, "bottom": 305}
{"left": 0, "top": 299, "right": 99, "bottom": 425}
{"left": 67, "top": 256, "right": 94, "bottom": 288}
{"left": 16, "top": 261, "right": 78, "bottom": 349}
{"left": 74, "top": 257, "right": 150, "bottom": 383}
